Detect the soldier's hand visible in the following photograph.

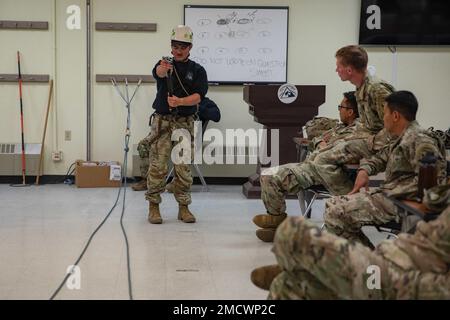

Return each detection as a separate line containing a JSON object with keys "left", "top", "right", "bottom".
{"left": 318, "top": 141, "right": 327, "bottom": 149}
{"left": 167, "top": 95, "right": 182, "bottom": 108}
{"left": 348, "top": 169, "right": 369, "bottom": 195}
{"left": 158, "top": 59, "right": 173, "bottom": 76}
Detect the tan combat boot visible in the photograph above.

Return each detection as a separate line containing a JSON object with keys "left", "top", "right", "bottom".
{"left": 178, "top": 205, "right": 196, "bottom": 223}
{"left": 253, "top": 213, "right": 287, "bottom": 243}
{"left": 256, "top": 228, "right": 276, "bottom": 242}
{"left": 253, "top": 213, "right": 287, "bottom": 229}
{"left": 132, "top": 179, "right": 147, "bottom": 191}
{"left": 250, "top": 265, "right": 282, "bottom": 291}
{"left": 148, "top": 202, "right": 162, "bottom": 224}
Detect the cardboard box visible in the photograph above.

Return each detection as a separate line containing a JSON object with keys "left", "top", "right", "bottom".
{"left": 75, "top": 160, "right": 121, "bottom": 188}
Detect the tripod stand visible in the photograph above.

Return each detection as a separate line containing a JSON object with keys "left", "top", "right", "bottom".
{"left": 111, "top": 77, "right": 142, "bottom": 300}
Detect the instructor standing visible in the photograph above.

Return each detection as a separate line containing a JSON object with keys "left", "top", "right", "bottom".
{"left": 145, "top": 25, "right": 208, "bottom": 224}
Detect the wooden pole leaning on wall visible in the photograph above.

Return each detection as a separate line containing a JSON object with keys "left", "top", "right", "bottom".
{"left": 36, "top": 79, "right": 53, "bottom": 185}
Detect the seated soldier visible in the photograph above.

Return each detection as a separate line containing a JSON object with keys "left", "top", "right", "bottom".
{"left": 253, "top": 91, "right": 362, "bottom": 243}
{"left": 307, "top": 92, "right": 365, "bottom": 161}
{"left": 250, "top": 185, "right": 450, "bottom": 299}
{"left": 311, "top": 45, "right": 395, "bottom": 196}
{"left": 324, "top": 90, "right": 447, "bottom": 248}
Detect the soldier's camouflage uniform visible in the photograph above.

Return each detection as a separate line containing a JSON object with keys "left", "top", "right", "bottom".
{"left": 144, "top": 56, "right": 207, "bottom": 206}
{"left": 303, "top": 117, "right": 339, "bottom": 141}
{"left": 136, "top": 130, "right": 152, "bottom": 179}
{"left": 269, "top": 200, "right": 450, "bottom": 299}
{"left": 312, "top": 75, "right": 395, "bottom": 195}
{"left": 307, "top": 119, "right": 366, "bottom": 162}
{"left": 324, "top": 121, "right": 447, "bottom": 247}
{"left": 261, "top": 120, "right": 361, "bottom": 216}
{"left": 144, "top": 114, "right": 195, "bottom": 205}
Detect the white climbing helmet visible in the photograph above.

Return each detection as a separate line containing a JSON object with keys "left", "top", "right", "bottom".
{"left": 171, "top": 25, "right": 193, "bottom": 44}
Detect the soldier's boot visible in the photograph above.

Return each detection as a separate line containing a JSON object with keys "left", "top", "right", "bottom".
{"left": 253, "top": 213, "right": 287, "bottom": 229}
{"left": 253, "top": 213, "right": 287, "bottom": 243}
{"left": 178, "top": 205, "right": 196, "bottom": 223}
{"left": 256, "top": 228, "right": 276, "bottom": 242}
{"left": 148, "top": 202, "right": 162, "bottom": 224}
{"left": 250, "top": 265, "right": 282, "bottom": 291}
{"left": 132, "top": 179, "right": 147, "bottom": 191}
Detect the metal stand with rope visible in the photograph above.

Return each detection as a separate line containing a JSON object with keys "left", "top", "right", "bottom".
{"left": 111, "top": 77, "right": 142, "bottom": 300}
{"left": 49, "top": 77, "right": 142, "bottom": 300}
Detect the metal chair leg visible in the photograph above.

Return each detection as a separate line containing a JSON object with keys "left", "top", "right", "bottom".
{"left": 303, "top": 192, "right": 317, "bottom": 219}
{"left": 165, "top": 165, "right": 174, "bottom": 183}
{"left": 298, "top": 190, "right": 306, "bottom": 215}
{"left": 166, "top": 164, "right": 208, "bottom": 192}
{"left": 193, "top": 164, "right": 208, "bottom": 192}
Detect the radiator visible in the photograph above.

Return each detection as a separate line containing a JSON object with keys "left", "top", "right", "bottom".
{"left": 0, "top": 143, "right": 41, "bottom": 175}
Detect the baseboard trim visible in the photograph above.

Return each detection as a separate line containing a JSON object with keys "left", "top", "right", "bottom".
{"left": 0, "top": 175, "right": 248, "bottom": 186}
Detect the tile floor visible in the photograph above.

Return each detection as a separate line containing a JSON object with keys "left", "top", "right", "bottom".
{"left": 0, "top": 184, "right": 385, "bottom": 300}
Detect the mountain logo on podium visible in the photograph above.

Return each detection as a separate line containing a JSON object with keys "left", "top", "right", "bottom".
{"left": 278, "top": 84, "right": 298, "bottom": 104}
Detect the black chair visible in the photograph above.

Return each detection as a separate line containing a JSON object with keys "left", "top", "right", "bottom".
{"left": 375, "top": 220, "right": 402, "bottom": 239}
{"left": 298, "top": 164, "right": 359, "bottom": 219}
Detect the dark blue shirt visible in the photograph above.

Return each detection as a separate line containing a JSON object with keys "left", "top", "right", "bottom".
{"left": 152, "top": 59, "right": 208, "bottom": 116}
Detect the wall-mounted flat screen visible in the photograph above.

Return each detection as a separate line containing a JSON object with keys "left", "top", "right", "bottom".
{"left": 359, "top": 0, "right": 450, "bottom": 45}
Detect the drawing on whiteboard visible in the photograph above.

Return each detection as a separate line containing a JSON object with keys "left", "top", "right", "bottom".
{"left": 251, "top": 69, "right": 273, "bottom": 79}
{"left": 185, "top": 6, "right": 288, "bottom": 83}
{"left": 256, "top": 18, "right": 272, "bottom": 24}
{"left": 190, "top": 55, "right": 208, "bottom": 65}
{"left": 258, "top": 48, "right": 272, "bottom": 54}
{"left": 214, "top": 30, "right": 249, "bottom": 40}
{"left": 259, "top": 31, "right": 271, "bottom": 38}
{"left": 189, "top": 56, "right": 286, "bottom": 70}
{"left": 237, "top": 18, "right": 252, "bottom": 24}
{"left": 210, "top": 58, "right": 222, "bottom": 64}
{"left": 197, "top": 47, "right": 210, "bottom": 55}
{"left": 197, "top": 19, "right": 211, "bottom": 26}
{"left": 216, "top": 48, "right": 229, "bottom": 55}
{"left": 236, "top": 47, "right": 249, "bottom": 55}
{"left": 236, "top": 30, "right": 250, "bottom": 39}
{"left": 196, "top": 57, "right": 208, "bottom": 65}
{"left": 197, "top": 32, "right": 210, "bottom": 40}
{"left": 215, "top": 32, "right": 227, "bottom": 39}
{"left": 226, "top": 30, "right": 236, "bottom": 38}
{"left": 215, "top": 10, "right": 257, "bottom": 26}
{"left": 216, "top": 18, "right": 230, "bottom": 26}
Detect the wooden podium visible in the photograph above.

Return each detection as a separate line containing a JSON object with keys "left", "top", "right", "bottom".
{"left": 242, "top": 85, "right": 326, "bottom": 198}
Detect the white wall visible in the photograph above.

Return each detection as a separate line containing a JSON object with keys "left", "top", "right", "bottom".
{"left": 1, "top": 0, "right": 449, "bottom": 177}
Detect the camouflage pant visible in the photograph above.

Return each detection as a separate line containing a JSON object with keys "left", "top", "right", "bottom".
{"left": 324, "top": 190, "right": 398, "bottom": 247}
{"left": 312, "top": 129, "right": 391, "bottom": 194}
{"left": 260, "top": 159, "right": 354, "bottom": 216}
{"left": 137, "top": 137, "right": 151, "bottom": 178}
{"left": 269, "top": 217, "right": 450, "bottom": 299}
{"left": 144, "top": 114, "right": 195, "bottom": 205}
{"left": 312, "top": 138, "right": 373, "bottom": 195}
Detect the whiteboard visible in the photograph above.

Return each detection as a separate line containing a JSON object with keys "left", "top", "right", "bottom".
{"left": 184, "top": 5, "right": 289, "bottom": 84}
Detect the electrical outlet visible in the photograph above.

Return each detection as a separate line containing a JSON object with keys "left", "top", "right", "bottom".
{"left": 65, "top": 130, "right": 72, "bottom": 141}
{"left": 52, "top": 151, "right": 63, "bottom": 162}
